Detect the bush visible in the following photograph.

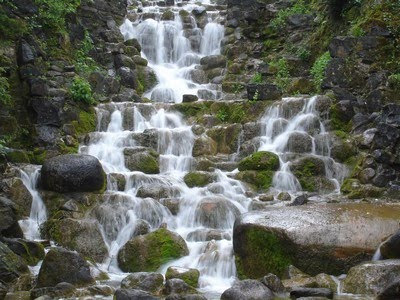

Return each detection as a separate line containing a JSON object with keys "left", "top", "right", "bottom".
{"left": 69, "top": 76, "right": 95, "bottom": 105}
{"left": 251, "top": 72, "right": 263, "bottom": 84}
{"left": 34, "top": 0, "right": 81, "bottom": 32}
{"left": 270, "top": 58, "right": 291, "bottom": 92}
{"left": 311, "top": 52, "right": 331, "bottom": 92}
{"left": 388, "top": 73, "right": 400, "bottom": 90}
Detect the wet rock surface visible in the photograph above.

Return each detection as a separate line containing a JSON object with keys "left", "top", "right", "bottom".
{"left": 220, "top": 279, "right": 274, "bottom": 300}
{"left": 234, "top": 203, "right": 400, "bottom": 278}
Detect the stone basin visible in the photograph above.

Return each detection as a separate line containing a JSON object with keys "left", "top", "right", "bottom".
{"left": 233, "top": 203, "right": 400, "bottom": 278}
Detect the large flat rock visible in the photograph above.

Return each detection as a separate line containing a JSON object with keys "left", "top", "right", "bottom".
{"left": 233, "top": 203, "right": 400, "bottom": 278}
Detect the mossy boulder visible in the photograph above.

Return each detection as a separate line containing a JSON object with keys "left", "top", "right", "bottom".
{"left": 0, "top": 241, "right": 29, "bottom": 284}
{"left": 234, "top": 203, "right": 400, "bottom": 279}
{"left": 71, "top": 109, "right": 96, "bottom": 136}
{"left": 343, "top": 260, "right": 400, "bottom": 296}
{"left": 236, "top": 170, "right": 274, "bottom": 191}
{"left": 341, "top": 178, "right": 384, "bottom": 199}
{"left": 5, "top": 177, "right": 32, "bottom": 217}
{"left": 183, "top": 171, "right": 215, "bottom": 188}
{"left": 41, "top": 218, "right": 108, "bottom": 262}
{"left": 124, "top": 147, "right": 159, "bottom": 174}
{"left": 206, "top": 124, "right": 241, "bottom": 154}
{"left": 2, "top": 238, "right": 45, "bottom": 266}
{"left": 238, "top": 151, "right": 279, "bottom": 172}
{"left": 117, "top": 229, "right": 189, "bottom": 272}
{"left": 5, "top": 149, "right": 30, "bottom": 163}
{"left": 165, "top": 267, "right": 200, "bottom": 287}
{"left": 37, "top": 247, "right": 94, "bottom": 288}
{"left": 121, "top": 272, "right": 164, "bottom": 294}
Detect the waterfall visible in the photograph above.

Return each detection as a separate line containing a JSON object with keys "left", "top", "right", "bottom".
{"left": 259, "top": 96, "right": 348, "bottom": 194}
{"left": 18, "top": 166, "right": 47, "bottom": 240}
{"left": 120, "top": 1, "right": 224, "bottom": 103}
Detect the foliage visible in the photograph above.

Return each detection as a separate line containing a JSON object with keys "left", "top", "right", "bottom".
{"left": 388, "top": 73, "right": 400, "bottom": 90}
{"left": 0, "top": 6, "right": 28, "bottom": 39}
{"left": 251, "top": 72, "right": 263, "bottom": 84}
{"left": 270, "top": 58, "right": 291, "bottom": 92}
{"left": 74, "top": 31, "right": 99, "bottom": 74}
{"left": 311, "top": 51, "right": 331, "bottom": 92}
{"left": 0, "top": 69, "right": 11, "bottom": 106}
{"left": 270, "top": 0, "right": 310, "bottom": 30}
{"left": 216, "top": 108, "right": 228, "bottom": 122}
{"left": 69, "top": 76, "right": 95, "bottom": 105}
{"left": 33, "top": 0, "right": 81, "bottom": 32}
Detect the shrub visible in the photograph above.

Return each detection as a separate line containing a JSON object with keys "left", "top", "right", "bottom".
{"left": 216, "top": 108, "right": 228, "bottom": 122}
{"left": 388, "top": 73, "right": 400, "bottom": 90}
{"left": 271, "top": 58, "right": 291, "bottom": 92}
{"left": 69, "top": 76, "right": 95, "bottom": 105}
{"left": 34, "top": 0, "right": 81, "bottom": 32}
{"left": 311, "top": 51, "right": 331, "bottom": 92}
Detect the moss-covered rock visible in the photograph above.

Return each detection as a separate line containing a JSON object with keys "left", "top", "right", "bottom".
{"left": 206, "top": 124, "right": 241, "bottom": 154}
{"left": 165, "top": 267, "right": 200, "bottom": 287}
{"left": 0, "top": 241, "right": 29, "bottom": 284}
{"left": 5, "top": 149, "right": 30, "bottom": 163}
{"left": 2, "top": 238, "right": 45, "bottom": 266}
{"left": 72, "top": 109, "right": 96, "bottom": 136}
{"left": 124, "top": 148, "right": 159, "bottom": 174}
{"left": 236, "top": 170, "right": 274, "bottom": 191}
{"left": 117, "top": 229, "right": 189, "bottom": 272}
{"left": 121, "top": 272, "right": 164, "bottom": 294}
{"left": 183, "top": 171, "right": 215, "bottom": 188}
{"left": 41, "top": 218, "right": 108, "bottom": 262}
{"left": 238, "top": 151, "right": 280, "bottom": 171}
{"left": 341, "top": 178, "right": 384, "bottom": 199}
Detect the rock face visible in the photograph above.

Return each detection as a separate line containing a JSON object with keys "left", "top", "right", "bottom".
{"left": 233, "top": 203, "right": 400, "bottom": 278}
{"left": 42, "top": 218, "right": 108, "bottom": 262}
{"left": 41, "top": 154, "right": 106, "bottom": 193}
{"left": 220, "top": 279, "right": 274, "bottom": 300}
{"left": 343, "top": 260, "right": 400, "bottom": 295}
{"left": 37, "top": 247, "right": 94, "bottom": 287}
{"left": 117, "top": 229, "right": 189, "bottom": 272}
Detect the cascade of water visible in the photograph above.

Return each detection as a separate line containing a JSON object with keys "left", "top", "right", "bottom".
{"left": 259, "top": 96, "right": 348, "bottom": 193}
{"left": 18, "top": 166, "right": 47, "bottom": 240}
{"left": 120, "top": 1, "right": 224, "bottom": 103}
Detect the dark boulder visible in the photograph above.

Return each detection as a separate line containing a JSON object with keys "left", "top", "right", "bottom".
{"left": 163, "top": 278, "right": 197, "bottom": 295}
{"left": 37, "top": 247, "right": 94, "bottom": 287}
{"left": 220, "top": 279, "right": 274, "bottom": 300}
{"left": 41, "top": 154, "right": 106, "bottom": 193}
{"left": 1, "top": 237, "right": 45, "bottom": 266}
{"left": 380, "top": 230, "right": 400, "bottom": 259}
{"left": 182, "top": 94, "right": 198, "bottom": 103}
{"left": 17, "top": 39, "right": 36, "bottom": 66}
{"left": 200, "top": 55, "right": 226, "bottom": 70}
{"left": 121, "top": 272, "right": 164, "bottom": 294}
{"left": 378, "top": 279, "right": 400, "bottom": 300}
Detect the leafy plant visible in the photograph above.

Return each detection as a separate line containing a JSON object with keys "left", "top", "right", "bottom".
{"left": 33, "top": 0, "right": 81, "bottom": 32}
{"left": 311, "top": 51, "right": 331, "bottom": 92}
{"left": 388, "top": 73, "right": 400, "bottom": 90}
{"left": 251, "top": 72, "right": 263, "bottom": 84}
{"left": 69, "top": 76, "right": 95, "bottom": 105}
{"left": 74, "top": 31, "right": 98, "bottom": 74}
{"left": 233, "top": 83, "right": 244, "bottom": 95}
{"left": 216, "top": 108, "right": 228, "bottom": 122}
{"left": 270, "top": 0, "right": 310, "bottom": 30}
{"left": 270, "top": 58, "right": 291, "bottom": 92}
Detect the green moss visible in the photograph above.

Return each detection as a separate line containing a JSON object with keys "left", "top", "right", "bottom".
{"left": 184, "top": 172, "right": 213, "bottom": 188}
{"left": 269, "top": 0, "right": 310, "bottom": 31}
{"left": 72, "top": 109, "right": 96, "bottom": 136}
{"left": 235, "top": 227, "right": 292, "bottom": 279}
{"left": 30, "top": 148, "right": 48, "bottom": 164}
{"left": 136, "top": 152, "right": 159, "bottom": 174}
{"left": 6, "top": 150, "right": 30, "bottom": 163}
{"left": 329, "top": 104, "right": 352, "bottom": 132}
{"left": 238, "top": 151, "right": 280, "bottom": 172}
{"left": 119, "top": 229, "right": 188, "bottom": 272}
{"left": 341, "top": 178, "right": 384, "bottom": 199}
{"left": 292, "top": 159, "right": 321, "bottom": 192}
{"left": 311, "top": 51, "right": 331, "bottom": 93}
{"left": 236, "top": 170, "right": 274, "bottom": 191}
{"left": 165, "top": 267, "right": 200, "bottom": 287}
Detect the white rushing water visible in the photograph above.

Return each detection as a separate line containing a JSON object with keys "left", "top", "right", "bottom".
{"left": 18, "top": 166, "right": 47, "bottom": 240}
{"left": 259, "top": 96, "right": 348, "bottom": 194}
{"left": 120, "top": 0, "right": 224, "bottom": 103}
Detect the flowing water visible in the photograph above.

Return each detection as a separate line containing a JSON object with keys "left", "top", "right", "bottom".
{"left": 18, "top": 165, "right": 47, "bottom": 241}
{"left": 13, "top": 1, "right": 350, "bottom": 298}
